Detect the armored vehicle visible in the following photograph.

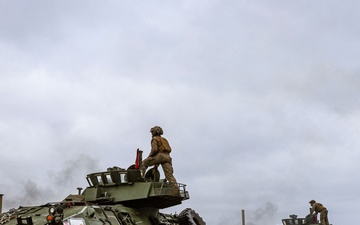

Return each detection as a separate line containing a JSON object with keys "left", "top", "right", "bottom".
{"left": 0, "top": 150, "right": 205, "bottom": 225}
{"left": 282, "top": 214, "right": 321, "bottom": 225}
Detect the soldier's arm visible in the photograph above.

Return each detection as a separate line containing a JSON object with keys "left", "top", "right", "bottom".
{"left": 148, "top": 139, "right": 159, "bottom": 157}
{"left": 309, "top": 204, "right": 316, "bottom": 215}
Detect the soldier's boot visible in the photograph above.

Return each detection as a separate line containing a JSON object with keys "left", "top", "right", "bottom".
{"left": 171, "top": 183, "right": 180, "bottom": 195}
{"left": 140, "top": 166, "right": 146, "bottom": 178}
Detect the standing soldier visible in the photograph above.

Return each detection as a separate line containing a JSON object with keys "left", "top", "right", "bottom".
{"left": 141, "top": 126, "right": 178, "bottom": 188}
{"left": 308, "top": 200, "right": 329, "bottom": 225}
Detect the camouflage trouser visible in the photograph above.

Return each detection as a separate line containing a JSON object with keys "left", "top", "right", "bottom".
{"left": 141, "top": 153, "right": 177, "bottom": 185}
{"left": 320, "top": 209, "right": 329, "bottom": 225}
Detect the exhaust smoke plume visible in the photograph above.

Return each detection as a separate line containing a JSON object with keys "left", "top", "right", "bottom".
{"left": 2, "top": 154, "right": 99, "bottom": 211}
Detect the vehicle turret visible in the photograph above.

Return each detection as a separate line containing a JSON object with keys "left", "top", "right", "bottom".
{"left": 82, "top": 165, "right": 189, "bottom": 208}
{"left": 282, "top": 214, "right": 321, "bottom": 225}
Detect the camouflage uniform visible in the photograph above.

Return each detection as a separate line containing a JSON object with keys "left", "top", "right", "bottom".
{"left": 309, "top": 200, "right": 329, "bottom": 225}
{"left": 141, "top": 127, "right": 177, "bottom": 185}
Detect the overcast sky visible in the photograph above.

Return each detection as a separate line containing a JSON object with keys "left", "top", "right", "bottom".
{"left": 1, "top": 1, "right": 359, "bottom": 224}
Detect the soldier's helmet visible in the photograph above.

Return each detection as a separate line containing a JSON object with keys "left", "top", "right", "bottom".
{"left": 309, "top": 200, "right": 316, "bottom": 204}
{"left": 150, "top": 126, "right": 164, "bottom": 136}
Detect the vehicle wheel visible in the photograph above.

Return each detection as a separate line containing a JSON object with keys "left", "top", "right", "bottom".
{"left": 178, "top": 208, "right": 206, "bottom": 225}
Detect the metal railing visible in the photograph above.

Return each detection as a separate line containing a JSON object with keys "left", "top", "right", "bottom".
{"left": 152, "top": 182, "right": 189, "bottom": 199}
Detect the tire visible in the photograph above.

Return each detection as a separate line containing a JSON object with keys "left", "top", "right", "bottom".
{"left": 178, "top": 208, "right": 206, "bottom": 225}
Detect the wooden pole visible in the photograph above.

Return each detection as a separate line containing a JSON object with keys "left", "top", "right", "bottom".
{"left": 242, "top": 209, "right": 245, "bottom": 225}
{"left": 0, "top": 194, "right": 4, "bottom": 214}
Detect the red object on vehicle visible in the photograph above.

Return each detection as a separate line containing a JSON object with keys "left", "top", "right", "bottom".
{"left": 135, "top": 148, "right": 140, "bottom": 169}
{"left": 313, "top": 214, "right": 318, "bottom": 223}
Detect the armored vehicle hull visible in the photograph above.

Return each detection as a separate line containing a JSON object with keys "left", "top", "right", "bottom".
{"left": 0, "top": 152, "right": 205, "bottom": 225}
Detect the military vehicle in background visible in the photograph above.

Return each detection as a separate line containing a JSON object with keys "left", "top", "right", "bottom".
{"left": 282, "top": 214, "right": 321, "bottom": 225}
{"left": 0, "top": 150, "right": 205, "bottom": 225}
